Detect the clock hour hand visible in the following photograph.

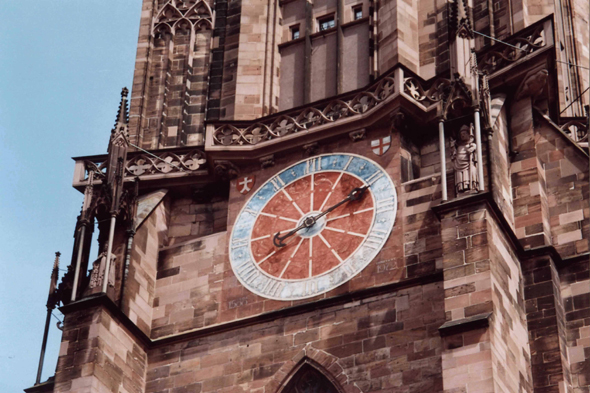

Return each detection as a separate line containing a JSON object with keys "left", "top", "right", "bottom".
{"left": 273, "top": 215, "right": 316, "bottom": 248}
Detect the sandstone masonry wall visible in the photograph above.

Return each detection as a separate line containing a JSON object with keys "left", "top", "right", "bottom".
{"left": 561, "top": 258, "right": 590, "bottom": 392}
{"left": 488, "top": 213, "right": 533, "bottom": 392}
{"left": 535, "top": 120, "right": 589, "bottom": 258}
{"left": 55, "top": 307, "right": 148, "bottom": 393}
{"left": 125, "top": 200, "right": 169, "bottom": 336}
{"left": 146, "top": 284, "right": 445, "bottom": 393}
{"left": 377, "top": 0, "right": 420, "bottom": 74}
{"left": 141, "top": 128, "right": 461, "bottom": 340}
{"left": 523, "top": 256, "right": 573, "bottom": 392}
{"left": 490, "top": 102, "right": 515, "bottom": 227}
{"left": 438, "top": 201, "right": 534, "bottom": 392}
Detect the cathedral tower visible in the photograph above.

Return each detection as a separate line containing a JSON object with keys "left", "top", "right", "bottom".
{"left": 27, "top": 0, "right": 589, "bottom": 392}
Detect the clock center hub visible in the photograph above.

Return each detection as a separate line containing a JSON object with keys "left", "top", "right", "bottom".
{"left": 297, "top": 211, "right": 326, "bottom": 238}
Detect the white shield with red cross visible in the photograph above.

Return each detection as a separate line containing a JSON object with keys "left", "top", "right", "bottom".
{"left": 237, "top": 176, "right": 255, "bottom": 195}
{"left": 371, "top": 136, "right": 391, "bottom": 156}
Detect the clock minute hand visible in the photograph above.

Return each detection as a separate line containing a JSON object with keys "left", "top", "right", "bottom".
{"left": 313, "top": 185, "right": 369, "bottom": 221}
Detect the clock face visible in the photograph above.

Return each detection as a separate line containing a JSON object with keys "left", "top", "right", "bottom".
{"left": 229, "top": 153, "right": 397, "bottom": 301}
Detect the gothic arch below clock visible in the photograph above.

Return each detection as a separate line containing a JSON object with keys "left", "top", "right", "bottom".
{"left": 275, "top": 359, "right": 344, "bottom": 393}
{"left": 267, "top": 345, "right": 363, "bottom": 393}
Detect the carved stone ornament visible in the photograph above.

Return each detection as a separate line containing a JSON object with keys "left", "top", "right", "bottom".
{"left": 448, "top": 0, "right": 473, "bottom": 39}
{"left": 153, "top": 0, "right": 214, "bottom": 37}
{"left": 478, "top": 23, "right": 546, "bottom": 75}
{"left": 451, "top": 124, "right": 479, "bottom": 194}
{"left": 349, "top": 129, "right": 366, "bottom": 142}
{"left": 390, "top": 109, "right": 408, "bottom": 132}
{"left": 259, "top": 155, "right": 275, "bottom": 169}
{"left": 302, "top": 142, "right": 320, "bottom": 156}
{"left": 560, "top": 119, "right": 588, "bottom": 143}
{"left": 81, "top": 149, "right": 207, "bottom": 186}
{"left": 126, "top": 150, "right": 207, "bottom": 176}
{"left": 214, "top": 160, "right": 239, "bottom": 180}
{"left": 404, "top": 74, "right": 473, "bottom": 120}
{"left": 515, "top": 69, "right": 548, "bottom": 101}
{"left": 88, "top": 252, "right": 116, "bottom": 290}
{"left": 213, "top": 75, "right": 395, "bottom": 146}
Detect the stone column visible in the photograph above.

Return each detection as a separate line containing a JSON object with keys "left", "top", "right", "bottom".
{"left": 509, "top": 69, "right": 551, "bottom": 249}
{"left": 438, "top": 200, "right": 533, "bottom": 392}
{"left": 522, "top": 256, "right": 573, "bottom": 392}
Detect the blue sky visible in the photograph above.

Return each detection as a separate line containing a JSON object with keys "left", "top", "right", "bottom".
{"left": 0, "top": 1, "right": 141, "bottom": 390}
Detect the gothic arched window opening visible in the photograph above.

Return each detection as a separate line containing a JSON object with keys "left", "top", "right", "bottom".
{"left": 280, "top": 363, "right": 341, "bottom": 393}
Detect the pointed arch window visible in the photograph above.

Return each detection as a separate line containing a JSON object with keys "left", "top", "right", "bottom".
{"left": 282, "top": 364, "right": 340, "bottom": 393}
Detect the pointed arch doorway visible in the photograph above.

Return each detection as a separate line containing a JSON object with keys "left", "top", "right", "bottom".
{"left": 281, "top": 363, "right": 341, "bottom": 393}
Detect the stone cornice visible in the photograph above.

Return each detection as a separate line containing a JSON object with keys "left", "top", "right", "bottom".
{"left": 438, "top": 312, "right": 492, "bottom": 336}
{"left": 432, "top": 192, "right": 589, "bottom": 268}
{"left": 60, "top": 273, "right": 443, "bottom": 350}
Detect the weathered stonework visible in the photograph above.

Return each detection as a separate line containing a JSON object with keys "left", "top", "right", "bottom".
{"left": 30, "top": 1, "right": 590, "bottom": 393}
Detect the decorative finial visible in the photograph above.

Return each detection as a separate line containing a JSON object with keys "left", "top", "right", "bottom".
{"left": 53, "top": 252, "right": 61, "bottom": 269}
{"left": 107, "top": 88, "right": 130, "bottom": 213}
{"left": 449, "top": 0, "right": 473, "bottom": 39}
{"left": 47, "top": 252, "right": 61, "bottom": 308}
{"left": 113, "top": 87, "right": 130, "bottom": 135}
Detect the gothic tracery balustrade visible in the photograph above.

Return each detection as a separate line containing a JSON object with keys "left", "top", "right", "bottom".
{"left": 75, "top": 149, "right": 207, "bottom": 186}
{"left": 211, "top": 75, "right": 396, "bottom": 146}
{"left": 477, "top": 21, "right": 548, "bottom": 75}
{"left": 403, "top": 76, "right": 452, "bottom": 107}
{"left": 560, "top": 118, "right": 589, "bottom": 144}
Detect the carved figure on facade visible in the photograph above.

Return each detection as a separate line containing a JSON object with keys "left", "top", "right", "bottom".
{"left": 515, "top": 69, "right": 549, "bottom": 101}
{"left": 390, "top": 109, "right": 410, "bottom": 132}
{"left": 259, "top": 155, "right": 275, "bottom": 169}
{"left": 214, "top": 160, "right": 239, "bottom": 180}
{"left": 451, "top": 124, "right": 479, "bottom": 193}
{"left": 87, "top": 251, "right": 116, "bottom": 290}
{"left": 303, "top": 143, "right": 320, "bottom": 156}
{"left": 348, "top": 130, "right": 366, "bottom": 143}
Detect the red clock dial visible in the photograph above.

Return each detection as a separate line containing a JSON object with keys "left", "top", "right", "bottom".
{"left": 250, "top": 171, "right": 374, "bottom": 280}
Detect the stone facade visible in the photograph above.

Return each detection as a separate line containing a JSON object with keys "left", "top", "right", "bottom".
{"left": 27, "top": 1, "right": 590, "bottom": 393}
